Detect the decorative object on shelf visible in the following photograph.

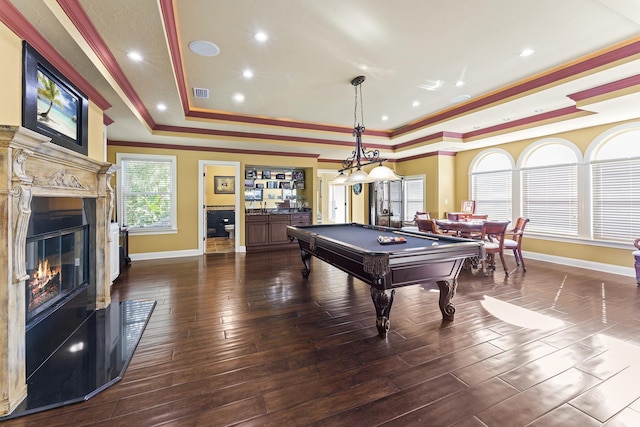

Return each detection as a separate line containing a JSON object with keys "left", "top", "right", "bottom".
{"left": 267, "top": 181, "right": 278, "bottom": 189}
{"left": 331, "top": 76, "right": 400, "bottom": 186}
{"left": 293, "top": 170, "right": 304, "bottom": 181}
{"left": 279, "top": 181, "right": 291, "bottom": 189}
{"left": 214, "top": 176, "right": 235, "bottom": 194}
{"left": 353, "top": 183, "right": 363, "bottom": 195}
{"left": 22, "top": 42, "right": 89, "bottom": 155}
{"left": 245, "top": 168, "right": 257, "bottom": 179}
{"left": 295, "top": 181, "right": 305, "bottom": 190}
{"left": 276, "top": 173, "right": 286, "bottom": 180}
{"left": 245, "top": 179, "right": 255, "bottom": 188}
{"left": 262, "top": 170, "right": 271, "bottom": 179}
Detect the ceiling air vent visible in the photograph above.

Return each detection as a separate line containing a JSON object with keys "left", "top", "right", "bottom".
{"left": 193, "top": 87, "right": 209, "bottom": 99}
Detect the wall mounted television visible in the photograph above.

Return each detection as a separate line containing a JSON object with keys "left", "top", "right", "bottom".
{"left": 22, "top": 41, "right": 89, "bottom": 155}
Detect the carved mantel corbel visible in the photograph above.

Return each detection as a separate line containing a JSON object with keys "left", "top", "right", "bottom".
{"left": 11, "top": 149, "right": 33, "bottom": 283}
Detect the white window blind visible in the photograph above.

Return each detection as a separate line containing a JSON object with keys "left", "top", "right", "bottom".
{"left": 522, "top": 164, "right": 577, "bottom": 235}
{"left": 472, "top": 170, "right": 512, "bottom": 221}
{"left": 592, "top": 157, "right": 640, "bottom": 242}
{"left": 119, "top": 155, "right": 176, "bottom": 231}
{"left": 403, "top": 178, "right": 424, "bottom": 221}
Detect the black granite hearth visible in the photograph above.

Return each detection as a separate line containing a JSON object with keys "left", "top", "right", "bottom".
{"left": 0, "top": 299, "right": 155, "bottom": 421}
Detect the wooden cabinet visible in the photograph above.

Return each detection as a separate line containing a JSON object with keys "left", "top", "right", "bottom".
{"left": 245, "top": 216, "right": 268, "bottom": 246}
{"left": 245, "top": 212, "right": 311, "bottom": 251}
{"left": 268, "top": 215, "right": 291, "bottom": 244}
{"left": 290, "top": 213, "right": 311, "bottom": 227}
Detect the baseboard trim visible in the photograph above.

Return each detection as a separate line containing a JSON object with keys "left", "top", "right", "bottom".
{"left": 130, "top": 249, "right": 200, "bottom": 261}
{"left": 518, "top": 251, "right": 635, "bottom": 279}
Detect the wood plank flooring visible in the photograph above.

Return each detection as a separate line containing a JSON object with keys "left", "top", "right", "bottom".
{"left": 5, "top": 249, "right": 640, "bottom": 426}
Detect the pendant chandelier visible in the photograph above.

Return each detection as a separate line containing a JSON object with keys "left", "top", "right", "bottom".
{"left": 331, "top": 76, "right": 400, "bottom": 185}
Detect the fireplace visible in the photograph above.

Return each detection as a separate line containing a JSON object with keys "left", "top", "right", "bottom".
{"left": 0, "top": 125, "right": 117, "bottom": 416}
{"left": 25, "top": 199, "right": 89, "bottom": 324}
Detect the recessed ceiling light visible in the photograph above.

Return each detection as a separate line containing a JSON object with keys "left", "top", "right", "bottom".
{"left": 233, "top": 93, "right": 245, "bottom": 102}
{"left": 127, "top": 51, "right": 143, "bottom": 62}
{"left": 519, "top": 48, "right": 535, "bottom": 57}
{"left": 412, "top": 101, "right": 420, "bottom": 107}
{"left": 243, "top": 69, "right": 254, "bottom": 79}
{"left": 189, "top": 40, "right": 220, "bottom": 57}
{"left": 254, "top": 31, "right": 268, "bottom": 42}
{"left": 359, "top": 64, "right": 368, "bottom": 71}
{"left": 454, "top": 80, "right": 465, "bottom": 87}
{"left": 381, "top": 115, "right": 388, "bottom": 121}
{"left": 157, "top": 103, "right": 167, "bottom": 111}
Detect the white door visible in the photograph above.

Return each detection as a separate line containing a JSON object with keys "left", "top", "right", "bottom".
{"left": 329, "top": 185, "right": 348, "bottom": 223}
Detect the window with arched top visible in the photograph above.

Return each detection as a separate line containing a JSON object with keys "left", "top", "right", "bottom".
{"left": 520, "top": 140, "right": 580, "bottom": 236}
{"left": 470, "top": 150, "right": 513, "bottom": 221}
{"left": 590, "top": 128, "right": 640, "bottom": 242}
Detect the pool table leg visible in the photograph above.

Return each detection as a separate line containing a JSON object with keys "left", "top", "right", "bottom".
{"left": 436, "top": 279, "right": 457, "bottom": 321}
{"left": 370, "top": 288, "right": 395, "bottom": 338}
{"left": 300, "top": 249, "right": 312, "bottom": 278}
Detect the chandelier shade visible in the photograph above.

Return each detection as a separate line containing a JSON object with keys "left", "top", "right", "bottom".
{"left": 330, "top": 171, "right": 349, "bottom": 185}
{"left": 330, "top": 75, "right": 401, "bottom": 185}
{"left": 344, "top": 168, "right": 372, "bottom": 184}
{"left": 367, "top": 164, "right": 401, "bottom": 181}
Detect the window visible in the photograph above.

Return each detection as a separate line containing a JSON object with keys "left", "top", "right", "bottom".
{"left": 521, "top": 141, "right": 579, "bottom": 236}
{"left": 117, "top": 153, "right": 177, "bottom": 233}
{"left": 470, "top": 151, "right": 512, "bottom": 221}
{"left": 591, "top": 129, "right": 640, "bottom": 242}
{"left": 403, "top": 176, "right": 424, "bottom": 221}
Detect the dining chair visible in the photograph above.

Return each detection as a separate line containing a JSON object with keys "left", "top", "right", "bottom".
{"left": 504, "top": 217, "right": 530, "bottom": 271}
{"left": 415, "top": 218, "right": 440, "bottom": 234}
{"left": 480, "top": 220, "right": 511, "bottom": 275}
{"left": 414, "top": 211, "right": 430, "bottom": 221}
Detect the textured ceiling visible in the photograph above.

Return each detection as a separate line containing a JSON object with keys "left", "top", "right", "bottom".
{"left": 8, "top": 0, "right": 640, "bottom": 161}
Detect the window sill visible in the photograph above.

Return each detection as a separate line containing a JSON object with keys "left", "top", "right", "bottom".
{"left": 129, "top": 228, "right": 178, "bottom": 236}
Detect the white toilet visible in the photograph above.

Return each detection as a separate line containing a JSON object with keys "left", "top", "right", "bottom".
{"left": 224, "top": 224, "right": 235, "bottom": 240}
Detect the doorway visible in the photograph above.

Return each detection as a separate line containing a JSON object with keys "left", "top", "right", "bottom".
{"left": 198, "top": 161, "right": 241, "bottom": 254}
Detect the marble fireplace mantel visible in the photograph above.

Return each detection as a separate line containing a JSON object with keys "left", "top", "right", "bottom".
{"left": 0, "top": 125, "right": 116, "bottom": 416}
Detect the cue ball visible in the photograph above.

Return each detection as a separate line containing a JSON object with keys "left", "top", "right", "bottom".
{"left": 432, "top": 242, "right": 439, "bottom": 246}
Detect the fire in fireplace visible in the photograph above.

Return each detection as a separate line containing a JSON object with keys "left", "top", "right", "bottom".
{"left": 27, "top": 258, "right": 61, "bottom": 313}
{"left": 25, "top": 196, "right": 89, "bottom": 326}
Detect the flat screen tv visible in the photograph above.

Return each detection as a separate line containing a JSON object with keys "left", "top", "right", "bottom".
{"left": 245, "top": 189, "right": 263, "bottom": 201}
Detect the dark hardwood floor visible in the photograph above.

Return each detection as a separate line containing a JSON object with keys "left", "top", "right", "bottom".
{"left": 5, "top": 249, "right": 640, "bottom": 426}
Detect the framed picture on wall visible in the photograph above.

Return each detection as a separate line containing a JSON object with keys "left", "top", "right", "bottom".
{"left": 293, "top": 170, "right": 304, "bottom": 181}
{"left": 256, "top": 183, "right": 264, "bottom": 189}
{"left": 245, "top": 179, "right": 255, "bottom": 188}
{"left": 262, "top": 170, "right": 271, "bottom": 179}
{"left": 214, "top": 176, "right": 235, "bottom": 194}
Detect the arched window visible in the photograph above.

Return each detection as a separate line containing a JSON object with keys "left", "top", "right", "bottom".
{"left": 470, "top": 150, "right": 513, "bottom": 220}
{"left": 590, "top": 128, "right": 640, "bottom": 242}
{"left": 520, "top": 140, "right": 580, "bottom": 236}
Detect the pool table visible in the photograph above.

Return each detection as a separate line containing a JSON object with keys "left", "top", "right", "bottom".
{"left": 286, "top": 223, "right": 485, "bottom": 337}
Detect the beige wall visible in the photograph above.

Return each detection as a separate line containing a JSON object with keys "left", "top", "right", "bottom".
{"left": 452, "top": 120, "right": 639, "bottom": 268}
{"left": 0, "top": 23, "right": 22, "bottom": 126}
{"left": 107, "top": 144, "right": 317, "bottom": 254}
{"left": 3, "top": 18, "right": 634, "bottom": 271}
{"left": 0, "top": 22, "right": 104, "bottom": 163}
{"left": 205, "top": 165, "right": 235, "bottom": 206}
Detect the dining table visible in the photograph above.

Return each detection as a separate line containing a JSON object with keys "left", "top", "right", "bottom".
{"left": 434, "top": 218, "right": 486, "bottom": 237}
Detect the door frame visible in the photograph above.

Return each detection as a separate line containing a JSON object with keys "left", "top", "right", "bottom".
{"left": 198, "top": 160, "right": 241, "bottom": 254}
